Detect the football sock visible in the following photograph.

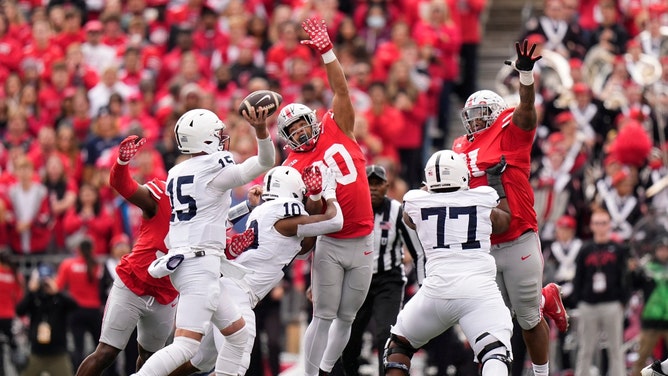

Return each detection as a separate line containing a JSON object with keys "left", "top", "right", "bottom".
{"left": 303, "top": 317, "right": 333, "bottom": 376}
{"left": 320, "top": 318, "right": 353, "bottom": 372}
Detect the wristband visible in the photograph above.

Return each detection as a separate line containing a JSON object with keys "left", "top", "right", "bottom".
{"left": 117, "top": 158, "right": 130, "bottom": 165}
{"left": 322, "top": 189, "right": 336, "bottom": 201}
{"left": 322, "top": 50, "right": 336, "bottom": 64}
{"left": 519, "top": 70, "right": 534, "bottom": 86}
{"left": 309, "top": 193, "right": 322, "bottom": 201}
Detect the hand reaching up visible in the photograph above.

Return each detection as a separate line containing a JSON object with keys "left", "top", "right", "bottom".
{"left": 300, "top": 18, "right": 333, "bottom": 55}
{"left": 117, "top": 135, "right": 146, "bottom": 165}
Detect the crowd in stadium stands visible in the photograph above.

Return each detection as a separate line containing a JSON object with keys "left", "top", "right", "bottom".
{"left": 1, "top": 0, "right": 668, "bottom": 374}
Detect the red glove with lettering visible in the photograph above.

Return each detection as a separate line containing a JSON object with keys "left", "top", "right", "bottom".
{"left": 117, "top": 135, "right": 146, "bottom": 165}
{"left": 302, "top": 165, "right": 323, "bottom": 199}
{"left": 225, "top": 227, "right": 255, "bottom": 260}
{"left": 301, "top": 18, "right": 333, "bottom": 55}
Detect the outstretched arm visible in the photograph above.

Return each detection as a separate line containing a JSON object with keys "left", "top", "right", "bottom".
{"left": 505, "top": 40, "right": 541, "bottom": 131}
{"left": 275, "top": 170, "right": 342, "bottom": 237}
{"left": 211, "top": 107, "right": 276, "bottom": 191}
{"left": 109, "top": 136, "right": 158, "bottom": 218}
{"left": 301, "top": 18, "right": 355, "bottom": 138}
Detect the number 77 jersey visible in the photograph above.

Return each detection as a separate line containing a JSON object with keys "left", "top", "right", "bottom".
{"left": 403, "top": 186, "right": 500, "bottom": 298}
{"left": 403, "top": 187, "right": 499, "bottom": 255}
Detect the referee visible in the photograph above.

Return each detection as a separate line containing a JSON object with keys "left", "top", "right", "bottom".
{"left": 333, "top": 165, "right": 424, "bottom": 376}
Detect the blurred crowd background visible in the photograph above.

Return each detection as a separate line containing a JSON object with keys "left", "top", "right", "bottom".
{"left": 1, "top": 0, "right": 668, "bottom": 374}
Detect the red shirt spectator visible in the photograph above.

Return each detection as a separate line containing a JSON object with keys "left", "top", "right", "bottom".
{"left": 363, "top": 82, "right": 404, "bottom": 164}
{"left": 118, "top": 93, "right": 161, "bottom": 143}
{"left": 63, "top": 183, "right": 121, "bottom": 256}
{"left": 52, "top": 8, "right": 86, "bottom": 52}
{"left": 42, "top": 154, "right": 78, "bottom": 251}
{"left": 192, "top": 6, "right": 230, "bottom": 65}
{"left": 458, "top": 0, "right": 486, "bottom": 44}
{"left": 38, "top": 61, "right": 71, "bottom": 123}
{"left": 55, "top": 125, "right": 85, "bottom": 185}
{"left": 0, "top": 16, "right": 24, "bottom": 73}
{"left": 21, "top": 20, "right": 64, "bottom": 78}
{"left": 372, "top": 21, "right": 413, "bottom": 81}
{"left": 26, "top": 127, "right": 59, "bottom": 176}
{"left": 56, "top": 238, "right": 102, "bottom": 309}
{"left": 412, "top": 2, "right": 462, "bottom": 82}
{"left": 265, "top": 21, "right": 314, "bottom": 79}
{"left": 99, "top": 14, "right": 128, "bottom": 49}
{"left": 0, "top": 251, "right": 24, "bottom": 320}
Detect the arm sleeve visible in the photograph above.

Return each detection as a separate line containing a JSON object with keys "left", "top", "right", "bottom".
{"left": 297, "top": 202, "right": 344, "bottom": 238}
{"left": 398, "top": 209, "right": 425, "bottom": 286}
{"left": 210, "top": 137, "right": 275, "bottom": 191}
{"left": 109, "top": 162, "right": 140, "bottom": 199}
{"left": 228, "top": 201, "right": 252, "bottom": 225}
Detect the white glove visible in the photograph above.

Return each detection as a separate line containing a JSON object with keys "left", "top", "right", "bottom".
{"left": 321, "top": 167, "right": 338, "bottom": 200}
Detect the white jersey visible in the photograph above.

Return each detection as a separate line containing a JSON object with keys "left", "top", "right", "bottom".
{"left": 403, "top": 186, "right": 500, "bottom": 299}
{"left": 234, "top": 198, "right": 307, "bottom": 306}
{"left": 166, "top": 151, "right": 234, "bottom": 249}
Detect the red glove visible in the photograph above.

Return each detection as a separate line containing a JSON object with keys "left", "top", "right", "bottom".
{"left": 117, "top": 135, "right": 147, "bottom": 165}
{"left": 302, "top": 165, "right": 323, "bottom": 196}
{"left": 300, "top": 18, "right": 333, "bottom": 54}
{"left": 225, "top": 227, "right": 255, "bottom": 260}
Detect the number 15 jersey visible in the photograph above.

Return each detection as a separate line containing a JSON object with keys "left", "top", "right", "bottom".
{"left": 403, "top": 186, "right": 500, "bottom": 299}
{"left": 165, "top": 151, "right": 234, "bottom": 250}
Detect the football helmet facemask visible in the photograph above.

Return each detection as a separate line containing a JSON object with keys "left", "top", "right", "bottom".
{"left": 277, "top": 103, "right": 321, "bottom": 152}
{"left": 174, "top": 109, "right": 230, "bottom": 154}
{"left": 424, "top": 150, "right": 470, "bottom": 192}
{"left": 460, "top": 90, "right": 508, "bottom": 138}
{"left": 262, "top": 166, "right": 307, "bottom": 202}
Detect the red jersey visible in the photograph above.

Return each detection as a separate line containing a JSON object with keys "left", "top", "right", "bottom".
{"left": 452, "top": 108, "right": 538, "bottom": 244}
{"left": 283, "top": 111, "right": 374, "bottom": 239}
{"left": 114, "top": 178, "right": 178, "bottom": 305}
{"left": 0, "top": 265, "right": 23, "bottom": 319}
{"left": 56, "top": 257, "right": 102, "bottom": 309}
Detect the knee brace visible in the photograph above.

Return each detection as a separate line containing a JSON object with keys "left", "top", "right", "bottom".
{"left": 475, "top": 332, "right": 512, "bottom": 373}
{"left": 215, "top": 327, "right": 248, "bottom": 376}
{"left": 383, "top": 334, "right": 417, "bottom": 375}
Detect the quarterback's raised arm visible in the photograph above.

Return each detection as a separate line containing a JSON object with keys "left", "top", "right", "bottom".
{"left": 211, "top": 107, "right": 276, "bottom": 191}
{"left": 301, "top": 17, "right": 355, "bottom": 139}
{"left": 505, "top": 39, "right": 541, "bottom": 132}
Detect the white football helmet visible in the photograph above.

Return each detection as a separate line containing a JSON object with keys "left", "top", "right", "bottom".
{"left": 424, "top": 150, "right": 470, "bottom": 191}
{"left": 460, "top": 90, "right": 508, "bottom": 138}
{"left": 276, "top": 103, "right": 321, "bottom": 152}
{"left": 174, "top": 109, "right": 229, "bottom": 154}
{"left": 262, "top": 166, "right": 306, "bottom": 202}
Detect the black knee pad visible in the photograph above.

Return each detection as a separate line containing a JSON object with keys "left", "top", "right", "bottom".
{"left": 482, "top": 353, "right": 512, "bottom": 373}
{"left": 383, "top": 334, "right": 417, "bottom": 375}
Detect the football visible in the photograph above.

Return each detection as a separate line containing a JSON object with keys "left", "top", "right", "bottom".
{"left": 238, "top": 90, "right": 283, "bottom": 117}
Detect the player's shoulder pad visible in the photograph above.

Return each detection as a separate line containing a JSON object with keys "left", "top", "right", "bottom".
{"left": 403, "top": 189, "right": 429, "bottom": 202}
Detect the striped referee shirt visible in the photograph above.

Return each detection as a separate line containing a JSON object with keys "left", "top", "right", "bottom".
{"left": 373, "top": 197, "right": 425, "bottom": 284}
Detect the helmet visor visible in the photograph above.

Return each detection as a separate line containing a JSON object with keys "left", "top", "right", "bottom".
{"left": 461, "top": 105, "right": 493, "bottom": 135}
